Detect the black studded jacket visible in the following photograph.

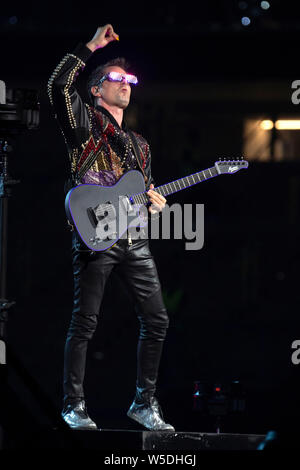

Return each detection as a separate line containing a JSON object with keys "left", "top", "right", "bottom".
{"left": 47, "top": 43, "right": 154, "bottom": 190}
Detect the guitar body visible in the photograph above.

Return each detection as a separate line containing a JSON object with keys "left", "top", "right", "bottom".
{"left": 65, "top": 158, "right": 248, "bottom": 252}
{"left": 65, "top": 170, "right": 147, "bottom": 251}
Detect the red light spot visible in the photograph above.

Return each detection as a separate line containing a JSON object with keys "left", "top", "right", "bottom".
{"left": 215, "top": 387, "right": 221, "bottom": 392}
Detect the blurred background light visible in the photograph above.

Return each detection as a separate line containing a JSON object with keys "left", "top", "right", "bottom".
{"left": 241, "top": 16, "right": 251, "bottom": 26}
{"left": 275, "top": 120, "right": 300, "bottom": 130}
{"left": 259, "top": 120, "right": 300, "bottom": 130}
{"left": 260, "top": 120, "right": 274, "bottom": 130}
{"left": 261, "top": 1, "right": 270, "bottom": 10}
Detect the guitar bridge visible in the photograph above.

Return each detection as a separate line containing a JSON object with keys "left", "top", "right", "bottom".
{"left": 120, "top": 195, "right": 135, "bottom": 215}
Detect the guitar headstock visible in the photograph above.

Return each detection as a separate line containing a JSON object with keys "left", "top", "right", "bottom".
{"left": 215, "top": 158, "right": 249, "bottom": 175}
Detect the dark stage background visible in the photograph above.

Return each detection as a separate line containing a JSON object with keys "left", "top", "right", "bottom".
{"left": 1, "top": 0, "right": 300, "bottom": 444}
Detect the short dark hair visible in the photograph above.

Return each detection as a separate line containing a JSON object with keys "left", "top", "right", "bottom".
{"left": 87, "top": 57, "right": 131, "bottom": 105}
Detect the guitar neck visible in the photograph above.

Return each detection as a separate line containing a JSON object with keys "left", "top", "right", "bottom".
{"left": 132, "top": 166, "right": 218, "bottom": 205}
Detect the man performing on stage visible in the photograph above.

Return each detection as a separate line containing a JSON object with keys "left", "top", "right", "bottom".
{"left": 47, "top": 24, "right": 174, "bottom": 431}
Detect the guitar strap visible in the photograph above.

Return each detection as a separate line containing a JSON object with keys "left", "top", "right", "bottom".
{"left": 127, "top": 130, "right": 148, "bottom": 186}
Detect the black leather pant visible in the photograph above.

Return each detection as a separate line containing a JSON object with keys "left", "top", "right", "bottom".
{"left": 63, "top": 233, "right": 169, "bottom": 406}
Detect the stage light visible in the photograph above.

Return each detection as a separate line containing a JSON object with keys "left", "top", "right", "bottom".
{"left": 193, "top": 381, "right": 209, "bottom": 412}
{"left": 257, "top": 430, "right": 278, "bottom": 450}
{"left": 241, "top": 16, "right": 251, "bottom": 26}
{"left": 275, "top": 120, "right": 300, "bottom": 130}
{"left": 260, "top": 120, "right": 274, "bottom": 130}
{"left": 260, "top": 1, "right": 270, "bottom": 10}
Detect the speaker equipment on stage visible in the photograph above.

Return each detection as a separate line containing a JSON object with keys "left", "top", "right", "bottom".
{"left": 193, "top": 379, "right": 246, "bottom": 433}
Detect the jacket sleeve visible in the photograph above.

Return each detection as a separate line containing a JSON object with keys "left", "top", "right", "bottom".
{"left": 144, "top": 147, "right": 155, "bottom": 190}
{"left": 47, "top": 43, "right": 93, "bottom": 150}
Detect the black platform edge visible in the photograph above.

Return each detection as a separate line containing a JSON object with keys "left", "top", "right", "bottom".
{"left": 142, "top": 430, "right": 266, "bottom": 450}
{"left": 1, "top": 426, "right": 266, "bottom": 450}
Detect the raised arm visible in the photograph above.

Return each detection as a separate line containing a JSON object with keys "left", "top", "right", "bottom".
{"left": 47, "top": 25, "right": 119, "bottom": 149}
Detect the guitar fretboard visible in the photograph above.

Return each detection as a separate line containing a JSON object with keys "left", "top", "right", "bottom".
{"left": 131, "top": 166, "right": 218, "bottom": 205}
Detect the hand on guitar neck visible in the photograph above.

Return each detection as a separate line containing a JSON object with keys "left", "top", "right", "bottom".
{"left": 147, "top": 184, "right": 167, "bottom": 214}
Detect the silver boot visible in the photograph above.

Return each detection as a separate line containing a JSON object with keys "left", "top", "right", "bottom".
{"left": 62, "top": 400, "right": 98, "bottom": 430}
{"left": 127, "top": 396, "right": 175, "bottom": 431}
